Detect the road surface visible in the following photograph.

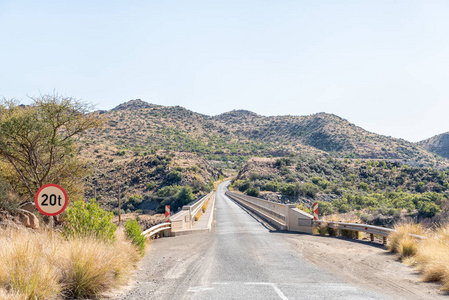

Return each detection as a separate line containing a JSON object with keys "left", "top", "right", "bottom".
{"left": 113, "top": 182, "right": 444, "bottom": 300}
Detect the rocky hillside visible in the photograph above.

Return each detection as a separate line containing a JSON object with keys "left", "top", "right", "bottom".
{"left": 418, "top": 132, "right": 449, "bottom": 160}
{"left": 76, "top": 99, "right": 449, "bottom": 215}
{"left": 82, "top": 99, "right": 447, "bottom": 169}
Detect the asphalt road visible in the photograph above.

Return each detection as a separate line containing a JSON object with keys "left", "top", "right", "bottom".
{"left": 115, "top": 181, "right": 388, "bottom": 300}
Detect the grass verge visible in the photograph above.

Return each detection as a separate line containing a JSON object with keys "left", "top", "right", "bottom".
{"left": 388, "top": 223, "right": 449, "bottom": 291}
{"left": 0, "top": 227, "right": 140, "bottom": 299}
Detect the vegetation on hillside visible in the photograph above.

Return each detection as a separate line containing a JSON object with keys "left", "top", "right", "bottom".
{"left": 232, "top": 154, "right": 449, "bottom": 224}
{"left": 418, "top": 132, "right": 449, "bottom": 160}
{"left": 82, "top": 99, "right": 447, "bottom": 171}
{"left": 84, "top": 151, "right": 219, "bottom": 214}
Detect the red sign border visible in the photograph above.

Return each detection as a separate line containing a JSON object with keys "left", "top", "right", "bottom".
{"left": 35, "top": 184, "right": 68, "bottom": 216}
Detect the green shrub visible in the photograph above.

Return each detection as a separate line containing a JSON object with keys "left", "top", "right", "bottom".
{"left": 124, "top": 219, "right": 146, "bottom": 256}
{"left": 317, "top": 201, "right": 335, "bottom": 216}
{"left": 279, "top": 183, "right": 297, "bottom": 197}
{"left": 262, "top": 181, "right": 280, "bottom": 192}
{"left": 166, "top": 170, "right": 182, "bottom": 183}
{"left": 298, "top": 183, "right": 319, "bottom": 197}
{"left": 178, "top": 186, "right": 194, "bottom": 205}
{"left": 112, "top": 208, "right": 125, "bottom": 216}
{"left": 155, "top": 185, "right": 180, "bottom": 198}
{"left": 147, "top": 182, "right": 155, "bottom": 190}
{"left": 246, "top": 187, "right": 260, "bottom": 197}
{"left": 62, "top": 199, "right": 116, "bottom": 242}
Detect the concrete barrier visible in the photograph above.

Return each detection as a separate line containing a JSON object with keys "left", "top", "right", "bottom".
{"left": 226, "top": 191, "right": 314, "bottom": 233}
{"left": 170, "top": 193, "right": 213, "bottom": 233}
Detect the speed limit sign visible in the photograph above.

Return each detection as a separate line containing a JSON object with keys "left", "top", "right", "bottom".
{"left": 35, "top": 184, "right": 68, "bottom": 216}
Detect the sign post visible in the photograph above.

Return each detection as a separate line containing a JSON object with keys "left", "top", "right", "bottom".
{"left": 35, "top": 184, "right": 68, "bottom": 236}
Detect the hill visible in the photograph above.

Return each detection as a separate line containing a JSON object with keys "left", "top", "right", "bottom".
{"left": 77, "top": 99, "right": 449, "bottom": 214}
{"left": 418, "top": 132, "right": 449, "bottom": 159}
{"left": 82, "top": 99, "right": 447, "bottom": 168}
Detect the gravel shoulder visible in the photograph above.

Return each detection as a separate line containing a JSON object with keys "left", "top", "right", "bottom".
{"left": 282, "top": 233, "right": 448, "bottom": 300}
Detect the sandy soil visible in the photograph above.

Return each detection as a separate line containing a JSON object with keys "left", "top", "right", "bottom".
{"left": 283, "top": 233, "right": 448, "bottom": 300}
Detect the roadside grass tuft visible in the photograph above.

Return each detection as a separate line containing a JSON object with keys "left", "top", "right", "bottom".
{"left": 0, "top": 229, "right": 61, "bottom": 300}
{"left": 387, "top": 222, "right": 424, "bottom": 255}
{"left": 388, "top": 223, "right": 449, "bottom": 291}
{"left": 415, "top": 225, "right": 449, "bottom": 285}
{"left": 0, "top": 227, "right": 140, "bottom": 299}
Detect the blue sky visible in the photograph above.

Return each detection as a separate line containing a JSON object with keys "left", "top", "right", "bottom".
{"left": 1, "top": 1, "right": 449, "bottom": 142}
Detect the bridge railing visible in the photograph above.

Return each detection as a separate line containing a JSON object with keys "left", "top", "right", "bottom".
{"left": 226, "top": 192, "right": 288, "bottom": 220}
{"left": 169, "top": 192, "right": 213, "bottom": 232}
{"left": 142, "top": 222, "right": 171, "bottom": 239}
{"left": 313, "top": 220, "right": 426, "bottom": 243}
{"left": 226, "top": 191, "right": 426, "bottom": 242}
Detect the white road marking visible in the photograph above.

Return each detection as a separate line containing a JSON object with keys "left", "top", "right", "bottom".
{"left": 187, "top": 286, "right": 214, "bottom": 293}
{"left": 245, "top": 282, "right": 289, "bottom": 300}
{"left": 212, "top": 282, "right": 230, "bottom": 285}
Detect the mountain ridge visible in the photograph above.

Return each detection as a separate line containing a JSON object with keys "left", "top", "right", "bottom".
{"left": 88, "top": 99, "right": 447, "bottom": 168}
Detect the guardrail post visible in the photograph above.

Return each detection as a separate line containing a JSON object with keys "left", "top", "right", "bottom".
{"left": 383, "top": 236, "right": 387, "bottom": 245}
{"left": 355, "top": 231, "right": 359, "bottom": 239}
{"left": 370, "top": 233, "right": 374, "bottom": 242}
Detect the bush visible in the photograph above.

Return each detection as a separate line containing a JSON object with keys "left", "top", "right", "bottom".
{"left": 246, "top": 187, "right": 260, "bottom": 197}
{"left": 262, "top": 181, "right": 280, "bottom": 192}
{"left": 155, "top": 185, "right": 180, "bottom": 198}
{"left": 279, "top": 183, "right": 297, "bottom": 197}
{"left": 112, "top": 208, "right": 125, "bottom": 216}
{"left": 59, "top": 231, "right": 139, "bottom": 298}
{"left": 62, "top": 199, "right": 116, "bottom": 242}
{"left": 232, "top": 180, "right": 250, "bottom": 192}
{"left": 416, "top": 201, "right": 441, "bottom": 218}
{"left": 166, "top": 170, "right": 182, "bottom": 183}
{"left": 388, "top": 223, "right": 423, "bottom": 256}
{"left": 316, "top": 201, "right": 335, "bottom": 216}
{"left": 298, "top": 183, "right": 319, "bottom": 198}
{"left": 178, "top": 186, "right": 194, "bottom": 205}
{"left": 124, "top": 219, "right": 146, "bottom": 256}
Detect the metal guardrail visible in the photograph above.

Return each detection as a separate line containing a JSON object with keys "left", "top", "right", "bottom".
{"left": 313, "top": 220, "right": 426, "bottom": 241}
{"left": 142, "top": 222, "right": 171, "bottom": 238}
{"left": 313, "top": 220, "right": 394, "bottom": 237}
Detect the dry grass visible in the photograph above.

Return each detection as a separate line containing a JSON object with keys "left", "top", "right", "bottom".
{"left": 0, "top": 227, "right": 140, "bottom": 299}
{"left": 415, "top": 225, "right": 449, "bottom": 286}
{"left": 387, "top": 222, "right": 424, "bottom": 255}
{"left": 0, "top": 229, "right": 61, "bottom": 299}
{"left": 388, "top": 223, "right": 449, "bottom": 291}
{"left": 0, "top": 288, "right": 27, "bottom": 300}
{"left": 324, "top": 213, "right": 362, "bottom": 223}
{"left": 194, "top": 198, "right": 211, "bottom": 221}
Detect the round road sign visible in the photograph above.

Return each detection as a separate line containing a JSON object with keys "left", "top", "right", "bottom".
{"left": 35, "top": 184, "right": 68, "bottom": 216}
